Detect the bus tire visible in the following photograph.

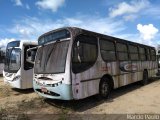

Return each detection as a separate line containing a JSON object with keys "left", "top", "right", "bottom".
{"left": 99, "top": 78, "right": 111, "bottom": 99}
{"left": 141, "top": 70, "right": 148, "bottom": 85}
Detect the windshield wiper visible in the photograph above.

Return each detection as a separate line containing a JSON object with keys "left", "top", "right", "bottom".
{"left": 44, "top": 42, "right": 58, "bottom": 69}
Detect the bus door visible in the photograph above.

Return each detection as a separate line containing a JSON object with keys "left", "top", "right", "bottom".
{"left": 23, "top": 45, "right": 37, "bottom": 88}
{"left": 71, "top": 35, "right": 98, "bottom": 99}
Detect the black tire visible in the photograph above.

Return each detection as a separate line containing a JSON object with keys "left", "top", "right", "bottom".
{"left": 99, "top": 78, "right": 111, "bottom": 99}
{"left": 141, "top": 70, "right": 148, "bottom": 85}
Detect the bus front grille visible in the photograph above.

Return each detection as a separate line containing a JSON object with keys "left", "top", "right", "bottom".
{"left": 35, "top": 89, "right": 60, "bottom": 97}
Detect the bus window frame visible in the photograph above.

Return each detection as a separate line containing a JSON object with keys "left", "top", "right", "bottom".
{"left": 72, "top": 34, "right": 98, "bottom": 74}
{"left": 116, "top": 42, "right": 129, "bottom": 61}
{"left": 4, "top": 48, "right": 21, "bottom": 73}
{"left": 128, "top": 44, "right": 139, "bottom": 61}
{"left": 99, "top": 38, "right": 117, "bottom": 62}
{"left": 150, "top": 48, "right": 156, "bottom": 61}
{"left": 23, "top": 45, "right": 37, "bottom": 70}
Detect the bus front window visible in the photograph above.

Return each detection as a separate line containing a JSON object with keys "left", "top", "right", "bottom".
{"left": 34, "top": 41, "right": 69, "bottom": 74}
{"left": 9, "top": 49, "right": 21, "bottom": 71}
{"left": 4, "top": 48, "right": 21, "bottom": 72}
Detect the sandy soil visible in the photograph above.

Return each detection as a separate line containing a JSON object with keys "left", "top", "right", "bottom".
{"left": 0, "top": 76, "right": 160, "bottom": 119}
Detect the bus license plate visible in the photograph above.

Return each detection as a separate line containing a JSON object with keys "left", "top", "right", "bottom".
{"left": 41, "top": 87, "right": 48, "bottom": 93}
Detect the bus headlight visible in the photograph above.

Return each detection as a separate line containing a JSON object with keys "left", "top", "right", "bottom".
{"left": 12, "top": 75, "right": 21, "bottom": 81}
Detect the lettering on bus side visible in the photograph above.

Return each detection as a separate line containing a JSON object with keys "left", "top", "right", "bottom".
{"left": 120, "top": 62, "right": 138, "bottom": 72}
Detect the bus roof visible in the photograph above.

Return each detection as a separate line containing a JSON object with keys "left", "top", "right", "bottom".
{"left": 38, "top": 27, "right": 155, "bottom": 49}
{"left": 20, "top": 41, "right": 37, "bottom": 46}
{"left": 8, "top": 40, "right": 37, "bottom": 46}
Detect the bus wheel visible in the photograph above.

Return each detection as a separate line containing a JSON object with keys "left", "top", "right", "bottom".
{"left": 141, "top": 70, "right": 148, "bottom": 85}
{"left": 99, "top": 78, "right": 111, "bottom": 99}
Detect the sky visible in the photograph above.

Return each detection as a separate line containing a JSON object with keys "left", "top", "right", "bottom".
{"left": 0, "top": 0, "right": 160, "bottom": 49}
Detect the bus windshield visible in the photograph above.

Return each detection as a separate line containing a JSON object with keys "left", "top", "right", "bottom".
{"left": 34, "top": 41, "right": 69, "bottom": 74}
{"left": 4, "top": 48, "right": 21, "bottom": 72}
{"left": 0, "top": 50, "right": 5, "bottom": 63}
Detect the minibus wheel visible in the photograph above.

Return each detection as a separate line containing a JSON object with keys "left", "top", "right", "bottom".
{"left": 99, "top": 78, "right": 111, "bottom": 98}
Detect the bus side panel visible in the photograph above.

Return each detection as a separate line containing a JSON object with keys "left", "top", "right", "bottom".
{"left": 137, "top": 61, "right": 142, "bottom": 81}
{"left": 148, "top": 61, "right": 152, "bottom": 77}
{"left": 148, "top": 62, "right": 151, "bottom": 77}
{"left": 141, "top": 60, "right": 157, "bottom": 78}
{"left": 21, "top": 69, "right": 33, "bottom": 89}
{"left": 118, "top": 61, "right": 132, "bottom": 87}
{"left": 20, "top": 46, "right": 34, "bottom": 89}
{"left": 72, "top": 60, "right": 158, "bottom": 99}
{"left": 131, "top": 61, "right": 138, "bottom": 82}
{"left": 72, "top": 58, "right": 102, "bottom": 100}
{"left": 111, "top": 61, "right": 119, "bottom": 88}
{"left": 151, "top": 61, "right": 158, "bottom": 77}
{"left": 0, "top": 64, "right": 4, "bottom": 74}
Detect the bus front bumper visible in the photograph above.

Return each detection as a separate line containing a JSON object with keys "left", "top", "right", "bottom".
{"left": 4, "top": 77, "right": 21, "bottom": 89}
{"left": 33, "top": 81, "right": 73, "bottom": 100}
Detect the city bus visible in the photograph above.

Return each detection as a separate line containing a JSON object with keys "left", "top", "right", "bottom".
{"left": 33, "top": 27, "right": 157, "bottom": 100}
{"left": 0, "top": 49, "right": 5, "bottom": 74}
{"left": 3, "top": 41, "right": 37, "bottom": 89}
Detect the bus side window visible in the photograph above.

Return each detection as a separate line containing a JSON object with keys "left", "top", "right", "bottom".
{"left": 116, "top": 43, "right": 128, "bottom": 61}
{"left": 128, "top": 45, "right": 139, "bottom": 61}
{"left": 146, "top": 48, "right": 150, "bottom": 60}
{"left": 99, "top": 39, "right": 116, "bottom": 61}
{"left": 151, "top": 48, "right": 156, "bottom": 61}
{"left": 72, "top": 35, "right": 98, "bottom": 73}
{"left": 139, "top": 47, "right": 146, "bottom": 61}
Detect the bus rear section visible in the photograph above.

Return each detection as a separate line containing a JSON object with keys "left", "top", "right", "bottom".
{"left": 3, "top": 41, "right": 37, "bottom": 89}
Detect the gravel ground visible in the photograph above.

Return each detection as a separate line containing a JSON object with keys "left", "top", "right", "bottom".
{"left": 0, "top": 76, "right": 160, "bottom": 120}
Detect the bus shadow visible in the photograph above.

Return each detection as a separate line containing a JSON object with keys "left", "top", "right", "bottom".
{"left": 44, "top": 78, "right": 160, "bottom": 112}
{"left": 11, "top": 88, "right": 34, "bottom": 94}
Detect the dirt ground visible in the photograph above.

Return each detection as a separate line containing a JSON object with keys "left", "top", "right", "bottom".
{"left": 0, "top": 76, "right": 160, "bottom": 120}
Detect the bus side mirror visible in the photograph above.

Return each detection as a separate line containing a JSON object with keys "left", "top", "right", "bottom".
{"left": 26, "top": 47, "right": 37, "bottom": 64}
{"left": 27, "top": 51, "right": 31, "bottom": 57}
{"left": 26, "top": 50, "right": 33, "bottom": 64}
{"left": 31, "top": 51, "right": 36, "bottom": 62}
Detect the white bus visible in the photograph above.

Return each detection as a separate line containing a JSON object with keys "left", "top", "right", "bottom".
{"left": 0, "top": 49, "right": 5, "bottom": 74}
{"left": 33, "top": 27, "right": 157, "bottom": 100}
{"left": 3, "top": 41, "right": 37, "bottom": 89}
